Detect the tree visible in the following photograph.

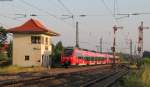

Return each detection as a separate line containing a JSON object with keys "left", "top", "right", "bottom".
{"left": 7, "top": 40, "right": 13, "bottom": 59}
{"left": 0, "top": 26, "right": 7, "bottom": 47}
{"left": 52, "top": 41, "right": 63, "bottom": 66}
{"left": 0, "top": 26, "right": 8, "bottom": 61}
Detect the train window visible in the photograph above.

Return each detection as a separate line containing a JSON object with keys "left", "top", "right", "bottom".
{"left": 91, "top": 57, "right": 94, "bottom": 61}
{"left": 101, "top": 57, "right": 105, "bottom": 60}
{"left": 78, "top": 56, "right": 82, "bottom": 59}
{"left": 86, "top": 56, "right": 91, "bottom": 61}
{"left": 64, "top": 48, "right": 73, "bottom": 56}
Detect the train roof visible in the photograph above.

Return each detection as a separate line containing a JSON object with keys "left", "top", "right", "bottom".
{"left": 64, "top": 47, "right": 103, "bottom": 53}
{"left": 64, "top": 47, "right": 117, "bottom": 54}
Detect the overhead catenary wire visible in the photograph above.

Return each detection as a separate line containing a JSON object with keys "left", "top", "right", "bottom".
{"left": 115, "top": 0, "right": 119, "bottom": 15}
{"left": 57, "top": 0, "right": 73, "bottom": 15}
{"left": 0, "top": 14, "right": 21, "bottom": 22}
{"left": 0, "top": 1, "right": 21, "bottom": 22}
{"left": 57, "top": 0, "right": 76, "bottom": 25}
{"left": 100, "top": 0, "right": 113, "bottom": 17}
{"left": 114, "top": 0, "right": 119, "bottom": 17}
{"left": 20, "top": 0, "right": 58, "bottom": 19}
{"left": 0, "top": 14, "right": 20, "bottom": 28}
{"left": 0, "top": 21, "right": 9, "bottom": 28}
{"left": 100, "top": 0, "right": 119, "bottom": 25}
{"left": 11, "top": 1, "right": 26, "bottom": 11}
{"left": 46, "top": 0, "right": 111, "bottom": 17}
{"left": 19, "top": 0, "right": 75, "bottom": 28}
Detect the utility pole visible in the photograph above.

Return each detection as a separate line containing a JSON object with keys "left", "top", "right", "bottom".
{"left": 134, "top": 44, "right": 137, "bottom": 56}
{"left": 96, "top": 45, "right": 100, "bottom": 52}
{"left": 130, "top": 39, "right": 132, "bottom": 57}
{"left": 130, "top": 39, "right": 133, "bottom": 64}
{"left": 134, "top": 43, "right": 138, "bottom": 64}
{"left": 76, "top": 21, "right": 79, "bottom": 48}
{"left": 100, "top": 37, "right": 103, "bottom": 53}
{"left": 111, "top": 25, "right": 123, "bottom": 68}
{"left": 61, "top": 15, "right": 86, "bottom": 48}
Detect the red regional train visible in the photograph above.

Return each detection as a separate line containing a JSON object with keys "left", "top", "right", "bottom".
{"left": 61, "top": 47, "right": 119, "bottom": 66}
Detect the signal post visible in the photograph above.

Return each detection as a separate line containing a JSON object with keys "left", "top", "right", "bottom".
{"left": 137, "top": 22, "right": 149, "bottom": 68}
{"left": 111, "top": 25, "right": 123, "bottom": 69}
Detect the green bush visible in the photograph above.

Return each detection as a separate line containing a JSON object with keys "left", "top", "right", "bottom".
{"left": 0, "top": 53, "right": 8, "bottom": 61}
{"left": 117, "top": 58, "right": 150, "bottom": 87}
{"left": 143, "top": 58, "right": 150, "bottom": 64}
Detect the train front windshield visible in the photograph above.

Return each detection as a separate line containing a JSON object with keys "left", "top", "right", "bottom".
{"left": 63, "top": 48, "right": 74, "bottom": 57}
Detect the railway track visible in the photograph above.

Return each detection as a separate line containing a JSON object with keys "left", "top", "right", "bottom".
{"left": 80, "top": 69, "right": 128, "bottom": 87}
{"left": 0, "top": 65, "right": 111, "bottom": 86}
{"left": 0, "top": 64, "right": 129, "bottom": 87}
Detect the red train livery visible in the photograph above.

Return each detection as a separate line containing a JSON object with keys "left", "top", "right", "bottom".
{"left": 61, "top": 47, "right": 119, "bottom": 66}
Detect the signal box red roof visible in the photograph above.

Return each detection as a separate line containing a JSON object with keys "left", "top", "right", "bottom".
{"left": 7, "top": 18, "right": 60, "bottom": 36}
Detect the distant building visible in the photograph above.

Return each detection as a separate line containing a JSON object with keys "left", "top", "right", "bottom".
{"left": 7, "top": 18, "right": 59, "bottom": 67}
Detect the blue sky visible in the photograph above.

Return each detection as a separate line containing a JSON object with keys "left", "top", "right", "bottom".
{"left": 0, "top": 0, "right": 150, "bottom": 53}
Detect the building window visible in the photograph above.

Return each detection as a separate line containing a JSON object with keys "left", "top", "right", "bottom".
{"left": 31, "top": 36, "right": 41, "bottom": 44}
{"left": 45, "top": 46, "right": 48, "bottom": 50}
{"left": 25, "top": 56, "right": 30, "bottom": 61}
{"left": 45, "top": 37, "right": 48, "bottom": 45}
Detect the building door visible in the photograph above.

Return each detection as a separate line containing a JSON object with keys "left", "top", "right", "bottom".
{"left": 42, "top": 54, "right": 52, "bottom": 68}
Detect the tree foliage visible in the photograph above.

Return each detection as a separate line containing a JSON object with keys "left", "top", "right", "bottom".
{"left": 52, "top": 41, "right": 63, "bottom": 66}
{"left": 7, "top": 41, "right": 13, "bottom": 59}
{"left": 0, "top": 26, "right": 7, "bottom": 47}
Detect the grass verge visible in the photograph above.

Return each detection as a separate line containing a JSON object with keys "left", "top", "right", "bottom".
{"left": 0, "top": 65, "right": 46, "bottom": 74}
{"left": 116, "top": 58, "right": 150, "bottom": 87}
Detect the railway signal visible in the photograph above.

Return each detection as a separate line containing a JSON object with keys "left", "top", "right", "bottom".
{"left": 136, "top": 21, "right": 149, "bottom": 69}
{"left": 111, "top": 25, "right": 123, "bottom": 69}
{"left": 137, "top": 21, "right": 149, "bottom": 58}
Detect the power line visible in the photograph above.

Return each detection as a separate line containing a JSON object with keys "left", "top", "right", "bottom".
{"left": 0, "top": 14, "right": 20, "bottom": 22}
{"left": 20, "top": 0, "right": 58, "bottom": 19}
{"left": 28, "top": 14, "right": 110, "bottom": 17}
{"left": 116, "top": 12, "right": 150, "bottom": 19}
{"left": 101, "top": 0, "right": 113, "bottom": 17}
{"left": 114, "top": 0, "right": 119, "bottom": 17}
{"left": 0, "top": 1, "right": 21, "bottom": 22}
{"left": 19, "top": 0, "right": 75, "bottom": 28}
{"left": 0, "top": 14, "right": 21, "bottom": 28}
{"left": 114, "top": 0, "right": 116, "bottom": 17}
{"left": 0, "top": 21, "right": 8, "bottom": 28}
{"left": 57, "top": 0, "right": 73, "bottom": 15}
{"left": 11, "top": 1, "right": 26, "bottom": 11}
{"left": 116, "top": 0, "right": 119, "bottom": 14}
{"left": 100, "top": 0, "right": 119, "bottom": 24}
{"left": 57, "top": 0, "right": 76, "bottom": 26}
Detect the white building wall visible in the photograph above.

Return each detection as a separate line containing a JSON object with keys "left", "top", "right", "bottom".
{"left": 13, "top": 33, "right": 52, "bottom": 67}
